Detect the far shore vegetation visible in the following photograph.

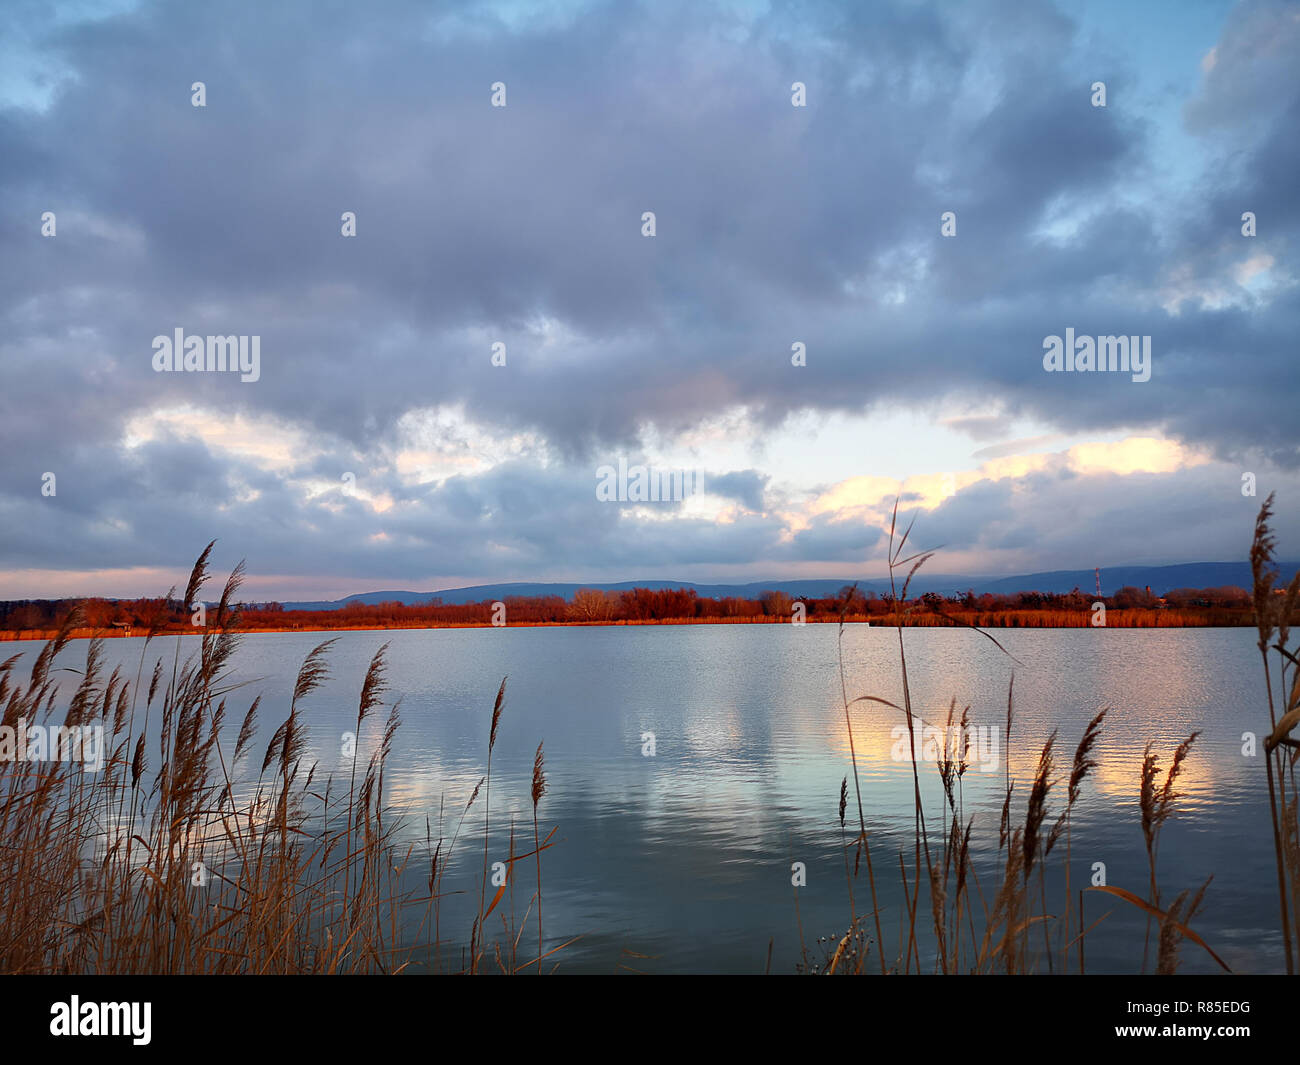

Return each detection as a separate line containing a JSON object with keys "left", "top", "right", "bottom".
{"left": 0, "top": 583, "right": 1284, "bottom": 642}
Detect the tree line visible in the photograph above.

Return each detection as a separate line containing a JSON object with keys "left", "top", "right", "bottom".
{"left": 0, "top": 582, "right": 1268, "bottom": 634}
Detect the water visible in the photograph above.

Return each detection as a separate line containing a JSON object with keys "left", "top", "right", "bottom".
{"left": 6, "top": 624, "right": 1285, "bottom": 973}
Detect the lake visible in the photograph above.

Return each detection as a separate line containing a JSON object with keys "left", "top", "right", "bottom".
{"left": 8, "top": 623, "right": 1284, "bottom": 974}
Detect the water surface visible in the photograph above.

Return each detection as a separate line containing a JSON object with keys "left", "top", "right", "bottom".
{"left": 9, "top": 624, "right": 1283, "bottom": 974}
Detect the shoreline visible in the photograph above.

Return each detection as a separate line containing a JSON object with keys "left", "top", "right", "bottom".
{"left": 0, "top": 609, "right": 1255, "bottom": 642}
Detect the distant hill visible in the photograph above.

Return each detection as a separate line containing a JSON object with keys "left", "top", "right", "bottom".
{"left": 279, "top": 560, "right": 1296, "bottom": 610}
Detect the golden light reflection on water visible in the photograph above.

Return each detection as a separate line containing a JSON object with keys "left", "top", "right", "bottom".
{"left": 682, "top": 702, "right": 746, "bottom": 761}
{"left": 811, "top": 702, "right": 1241, "bottom": 819}
{"left": 809, "top": 625, "right": 1257, "bottom": 823}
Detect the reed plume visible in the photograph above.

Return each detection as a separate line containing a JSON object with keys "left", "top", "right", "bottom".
{"left": 475, "top": 676, "right": 508, "bottom": 972}
{"left": 532, "top": 740, "right": 547, "bottom": 974}
{"left": 1250, "top": 493, "right": 1299, "bottom": 973}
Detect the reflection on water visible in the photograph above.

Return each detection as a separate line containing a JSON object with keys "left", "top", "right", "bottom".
{"left": 9, "top": 624, "right": 1282, "bottom": 973}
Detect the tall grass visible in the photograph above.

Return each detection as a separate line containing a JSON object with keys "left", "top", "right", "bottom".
{"left": 1250, "top": 492, "right": 1300, "bottom": 974}
{"left": 816, "top": 499, "right": 1238, "bottom": 975}
{"left": 0, "top": 547, "right": 558, "bottom": 974}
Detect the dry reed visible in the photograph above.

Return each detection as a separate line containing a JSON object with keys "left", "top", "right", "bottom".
{"left": 0, "top": 547, "right": 559, "bottom": 975}
{"left": 816, "top": 498, "right": 1242, "bottom": 976}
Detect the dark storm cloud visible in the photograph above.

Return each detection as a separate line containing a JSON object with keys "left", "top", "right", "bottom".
{"left": 916, "top": 461, "right": 1281, "bottom": 568}
{"left": 704, "top": 470, "right": 768, "bottom": 511}
{"left": 0, "top": 0, "right": 1296, "bottom": 587}
{"left": 784, "top": 515, "right": 886, "bottom": 562}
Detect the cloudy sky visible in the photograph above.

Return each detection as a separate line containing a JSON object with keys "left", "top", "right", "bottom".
{"left": 2, "top": 0, "right": 1297, "bottom": 601}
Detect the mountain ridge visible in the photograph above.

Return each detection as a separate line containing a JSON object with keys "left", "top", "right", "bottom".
{"left": 276, "top": 560, "right": 1293, "bottom": 610}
